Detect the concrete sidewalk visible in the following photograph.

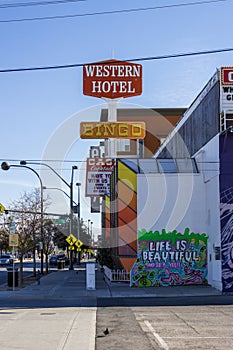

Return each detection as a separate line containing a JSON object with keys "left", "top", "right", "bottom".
{"left": 0, "top": 263, "right": 222, "bottom": 350}
{"left": 0, "top": 262, "right": 221, "bottom": 300}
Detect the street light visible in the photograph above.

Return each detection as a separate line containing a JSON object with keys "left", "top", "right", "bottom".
{"left": 76, "top": 183, "right": 81, "bottom": 234}
{"left": 87, "top": 219, "right": 91, "bottom": 237}
{"left": 43, "top": 186, "right": 79, "bottom": 209}
{"left": 90, "top": 221, "right": 93, "bottom": 247}
{"left": 20, "top": 160, "right": 78, "bottom": 270}
{"left": 76, "top": 182, "right": 81, "bottom": 265}
{"left": 1, "top": 161, "right": 44, "bottom": 275}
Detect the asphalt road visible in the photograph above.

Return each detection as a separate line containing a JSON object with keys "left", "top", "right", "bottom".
{"left": 0, "top": 260, "right": 48, "bottom": 286}
{"left": 96, "top": 304, "right": 233, "bottom": 350}
{"left": 0, "top": 288, "right": 233, "bottom": 349}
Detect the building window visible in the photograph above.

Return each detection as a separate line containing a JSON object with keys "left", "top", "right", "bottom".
{"left": 117, "top": 139, "right": 131, "bottom": 152}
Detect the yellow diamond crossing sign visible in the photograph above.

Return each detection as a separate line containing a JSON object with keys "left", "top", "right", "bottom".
{"left": 66, "top": 234, "right": 77, "bottom": 246}
{"left": 75, "top": 239, "right": 83, "bottom": 249}
{"left": 0, "top": 203, "right": 5, "bottom": 215}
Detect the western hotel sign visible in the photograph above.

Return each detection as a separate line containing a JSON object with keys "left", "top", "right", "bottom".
{"left": 83, "top": 59, "right": 142, "bottom": 99}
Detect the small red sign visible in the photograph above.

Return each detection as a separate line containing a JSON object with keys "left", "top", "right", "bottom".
{"left": 221, "top": 67, "right": 233, "bottom": 86}
{"left": 83, "top": 59, "right": 142, "bottom": 99}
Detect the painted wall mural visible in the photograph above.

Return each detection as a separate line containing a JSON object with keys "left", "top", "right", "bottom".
{"left": 130, "top": 228, "right": 208, "bottom": 287}
{"left": 219, "top": 134, "right": 233, "bottom": 293}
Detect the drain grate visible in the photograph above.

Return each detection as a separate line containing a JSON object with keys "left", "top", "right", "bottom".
{"left": 40, "top": 312, "right": 56, "bottom": 316}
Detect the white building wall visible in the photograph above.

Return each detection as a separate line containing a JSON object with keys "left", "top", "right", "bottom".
{"left": 137, "top": 174, "right": 206, "bottom": 235}
{"left": 194, "top": 135, "right": 221, "bottom": 291}
{"left": 137, "top": 139, "right": 222, "bottom": 290}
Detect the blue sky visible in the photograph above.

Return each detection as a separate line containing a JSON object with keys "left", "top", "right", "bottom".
{"left": 0, "top": 0, "right": 233, "bottom": 237}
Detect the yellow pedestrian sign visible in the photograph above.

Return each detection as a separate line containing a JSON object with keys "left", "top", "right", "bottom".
{"left": 66, "top": 234, "right": 77, "bottom": 246}
{"left": 9, "top": 234, "right": 18, "bottom": 247}
{"left": 0, "top": 203, "right": 5, "bottom": 215}
{"left": 75, "top": 239, "right": 83, "bottom": 249}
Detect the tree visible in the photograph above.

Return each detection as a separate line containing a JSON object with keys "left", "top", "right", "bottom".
{"left": 8, "top": 188, "right": 50, "bottom": 285}
{"left": 43, "top": 219, "right": 57, "bottom": 274}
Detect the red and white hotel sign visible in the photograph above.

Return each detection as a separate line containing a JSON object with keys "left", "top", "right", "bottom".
{"left": 83, "top": 59, "right": 142, "bottom": 99}
{"left": 221, "top": 67, "right": 233, "bottom": 86}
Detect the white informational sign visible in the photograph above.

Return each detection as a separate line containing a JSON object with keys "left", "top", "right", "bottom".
{"left": 85, "top": 158, "right": 115, "bottom": 197}
{"left": 86, "top": 263, "right": 96, "bottom": 290}
{"left": 9, "top": 222, "right": 16, "bottom": 234}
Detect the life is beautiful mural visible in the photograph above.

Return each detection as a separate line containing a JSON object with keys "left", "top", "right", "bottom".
{"left": 130, "top": 228, "right": 208, "bottom": 287}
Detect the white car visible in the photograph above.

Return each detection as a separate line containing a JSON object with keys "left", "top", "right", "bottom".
{"left": 0, "top": 254, "right": 14, "bottom": 265}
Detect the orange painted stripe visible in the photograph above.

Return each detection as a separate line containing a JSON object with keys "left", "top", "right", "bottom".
{"left": 118, "top": 217, "right": 137, "bottom": 251}
{"left": 118, "top": 180, "right": 137, "bottom": 212}
{"left": 118, "top": 201, "right": 137, "bottom": 224}
{"left": 119, "top": 257, "right": 137, "bottom": 272}
{"left": 105, "top": 220, "right": 110, "bottom": 228}
{"left": 106, "top": 209, "right": 110, "bottom": 221}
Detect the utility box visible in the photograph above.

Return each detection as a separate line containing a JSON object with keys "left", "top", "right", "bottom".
{"left": 86, "top": 263, "right": 95, "bottom": 290}
{"left": 7, "top": 268, "right": 18, "bottom": 287}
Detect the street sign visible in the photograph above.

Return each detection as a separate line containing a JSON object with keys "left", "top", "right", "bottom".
{"left": 9, "top": 222, "right": 16, "bottom": 234}
{"left": 80, "top": 122, "right": 146, "bottom": 139}
{"left": 83, "top": 59, "right": 142, "bottom": 99}
{"left": 68, "top": 245, "right": 75, "bottom": 250}
{"left": 56, "top": 219, "right": 66, "bottom": 224}
{"left": 9, "top": 234, "right": 18, "bottom": 247}
{"left": 75, "top": 239, "right": 83, "bottom": 249}
{"left": 0, "top": 203, "right": 5, "bottom": 215}
{"left": 66, "top": 234, "right": 77, "bottom": 246}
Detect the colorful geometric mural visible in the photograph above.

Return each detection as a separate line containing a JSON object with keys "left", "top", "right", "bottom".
{"left": 220, "top": 134, "right": 233, "bottom": 293}
{"left": 130, "top": 228, "right": 208, "bottom": 287}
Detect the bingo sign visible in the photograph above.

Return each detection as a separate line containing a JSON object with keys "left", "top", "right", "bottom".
{"left": 86, "top": 158, "right": 115, "bottom": 197}
{"left": 83, "top": 59, "right": 142, "bottom": 99}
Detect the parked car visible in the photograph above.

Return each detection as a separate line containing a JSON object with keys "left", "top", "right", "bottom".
{"left": 49, "top": 255, "right": 58, "bottom": 266}
{"left": 0, "top": 254, "right": 14, "bottom": 266}
{"left": 56, "top": 254, "right": 70, "bottom": 266}
{"left": 49, "top": 254, "right": 69, "bottom": 266}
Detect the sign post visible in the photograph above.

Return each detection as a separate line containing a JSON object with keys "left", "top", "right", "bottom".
{"left": 8, "top": 221, "right": 18, "bottom": 291}
{"left": 83, "top": 59, "right": 143, "bottom": 157}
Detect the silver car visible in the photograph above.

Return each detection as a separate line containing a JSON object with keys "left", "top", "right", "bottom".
{"left": 0, "top": 254, "right": 14, "bottom": 266}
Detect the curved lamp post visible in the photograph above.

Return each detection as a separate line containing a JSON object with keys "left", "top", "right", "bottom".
{"left": 90, "top": 221, "right": 93, "bottom": 247}
{"left": 20, "top": 160, "right": 78, "bottom": 270}
{"left": 43, "top": 186, "right": 79, "bottom": 208}
{"left": 1, "top": 161, "right": 44, "bottom": 275}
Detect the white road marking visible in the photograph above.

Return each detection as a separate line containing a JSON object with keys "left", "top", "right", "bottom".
{"left": 144, "top": 320, "right": 169, "bottom": 350}
{"left": 164, "top": 336, "right": 233, "bottom": 339}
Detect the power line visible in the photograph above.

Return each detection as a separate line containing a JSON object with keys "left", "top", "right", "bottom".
{"left": 0, "top": 0, "right": 86, "bottom": 9}
{"left": 0, "top": 0, "right": 228, "bottom": 22}
{"left": 0, "top": 46, "right": 233, "bottom": 73}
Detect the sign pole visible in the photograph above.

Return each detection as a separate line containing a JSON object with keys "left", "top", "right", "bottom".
{"left": 12, "top": 245, "right": 15, "bottom": 291}
{"left": 9, "top": 221, "right": 18, "bottom": 291}
{"left": 105, "top": 98, "right": 120, "bottom": 158}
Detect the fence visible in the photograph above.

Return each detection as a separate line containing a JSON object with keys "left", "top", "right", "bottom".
{"left": 103, "top": 265, "right": 130, "bottom": 284}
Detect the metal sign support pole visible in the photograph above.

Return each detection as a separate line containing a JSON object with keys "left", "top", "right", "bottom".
{"left": 104, "top": 98, "right": 121, "bottom": 158}
{"left": 12, "top": 245, "right": 15, "bottom": 291}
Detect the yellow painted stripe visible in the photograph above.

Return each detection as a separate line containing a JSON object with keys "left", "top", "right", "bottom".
{"left": 105, "top": 195, "right": 110, "bottom": 209}
{"left": 118, "top": 161, "right": 137, "bottom": 192}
